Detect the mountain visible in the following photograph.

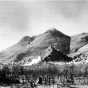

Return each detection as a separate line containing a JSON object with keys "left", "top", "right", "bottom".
{"left": 0, "top": 36, "right": 35, "bottom": 64}
{"left": 28, "top": 28, "right": 70, "bottom": 55}
{"left": 1, "top": 28, "right": 88, "bottom": 65}
{"left": 69, "top": 33, "right": 88, "bottom": 63}
{"left": 70, "top": 33, "right": 88, "bottom": 53}
{"left": 0, "top": 28, "right": 71, "bottom": 64}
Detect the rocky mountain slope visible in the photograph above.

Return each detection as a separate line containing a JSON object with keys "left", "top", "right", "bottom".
{"left": 69, "top": 33, "right": 88, "bottom": 63}
{"left": 1, "top": 28, "right": 88, "bottom": 65}
{"left": 0, "top": 36, "right": 35, "bottom": 64}
{"left": 70, "top": 33, "right": 88, "bottom": 53}
{"left": 0, "top": 28, "right": 71, "bottom": 64}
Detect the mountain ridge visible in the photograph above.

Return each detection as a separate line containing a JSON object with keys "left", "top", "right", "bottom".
{"left": 0, "top": 28, "right": 88, "bottom": 65}
{"left": 0, "top": 28, "right": 71, "bottom": 64}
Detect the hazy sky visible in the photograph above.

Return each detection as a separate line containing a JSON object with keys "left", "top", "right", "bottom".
{"left": 0, "top": 0, "right": 88, "bottom": 51}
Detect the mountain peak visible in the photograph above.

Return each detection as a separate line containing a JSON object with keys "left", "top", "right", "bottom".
{"left": 0, "top": 28, "right": 71, "bottom": 64}
{"left": 46, "top": 28, "right": 58, "bottom": 32}
{"left": 45, "top": 28, "right": 68, "bottom": 37}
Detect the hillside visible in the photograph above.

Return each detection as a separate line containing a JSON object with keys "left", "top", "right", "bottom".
{"left": 69, "top": 33, "right": 88, "bottom": 63}
{"left": 1, "top": 28, "right": 88, "bottom": 65}
{"left": 0, "top": 28, "right": 71, "bottom": 64}
{"left": 70, "top": 33, "right": 88, "bottom": 53}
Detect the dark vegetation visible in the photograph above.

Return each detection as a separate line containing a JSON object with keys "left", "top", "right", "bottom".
{"left": 0, "top": 62, "right": 88, "bottom": 86}
{"left": 44, "top": 46, "right": 72, "bottom": 62}
{"left": 15, "top": 53, "right": 26, "bottom": 62}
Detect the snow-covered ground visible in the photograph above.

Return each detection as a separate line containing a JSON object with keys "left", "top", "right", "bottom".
{"left": 23, "top": 56, "right": 41, "bottom": 66}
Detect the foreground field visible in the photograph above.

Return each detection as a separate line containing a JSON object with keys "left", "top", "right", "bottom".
{"left": 1, "top": 85, "right": 88, "bottom": 88}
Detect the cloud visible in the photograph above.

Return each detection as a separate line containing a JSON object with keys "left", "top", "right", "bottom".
{"left": 44, "top": 0, "right": 87, "bottom": 20}
{"left": 0, "top": 0, "right": 88, "bottom": 51}
{"left": 0, "top": 0, "right": 87, "bottom": 32}
{"left": 60, "top": 0, "right": 87, "bottom": 19}
{"left": 0, "top": 0, "right": 30, "bottom": 31}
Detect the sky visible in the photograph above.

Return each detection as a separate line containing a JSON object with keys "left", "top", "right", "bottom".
{"left": 0, "top": 0, "right": 88, "bottom": 51}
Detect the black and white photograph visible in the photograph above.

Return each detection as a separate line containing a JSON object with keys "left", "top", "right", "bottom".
{"left": 0, "top": 0, "right": 88, "bottom": 88}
